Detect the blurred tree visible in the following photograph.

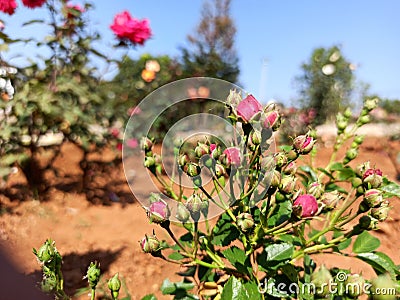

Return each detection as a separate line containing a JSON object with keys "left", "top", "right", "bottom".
{"left": 295, "top": 45, "right": 355, "bottom": 124}
{"left": 380, "top": 98, "right": 400, "bottom": 115}
{"left": 180, "top": 0, "right": 239, "bottom": 83}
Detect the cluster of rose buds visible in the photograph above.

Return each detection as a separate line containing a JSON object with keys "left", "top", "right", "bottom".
{"left": 354, "top": 162, "right": 390, "bottom": 230}
{"left": 226, "top": 89, "right": 281, "bottom": 132}
{"left": 141, "top": 136, "right": 163, "bottom": 175}
{"left": 356, "top": 97, "right": 379, "bottom": 127}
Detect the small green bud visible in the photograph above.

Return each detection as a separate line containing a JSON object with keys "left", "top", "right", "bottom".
{"left": 352, "top": 177, "right": 363, "bottom": 188}
{"left": 108, "top": 273, "right": 121, "bottom": 299}
{"left": 275, "top": 191, "right": 286, "bottom": 202}
{"left": 282, "top": 161, "right": 297, "bottom": 175}
{"left": 236, "top": 213, "right": 254, "bottom": 232}
{"left": 186, "top": 194, "right": 203, "bottom": 216}
{"left": 144, "top": 156, "right": 155, "bottom": 168}
{"left": 363, "top": 97, "right": 379, "bottom": 111}
{"left": 200, "top": 154, "right": 215, "bottom": 170}
{"left": 311, "top": 265, "right": 333, "bottom": 297}
{"left": 177, "top": 154, "right": 189, "bottom": 168}
{"left": 270, "top": 170, "right": 282, "bottom": 188}
{"left": 358, "top": 200, "right": 370, "bottom": 213}
{"left": 358, "top": 215, "right": 379, "bottom": 230}
{"left": 200, "top": 199, "right": 209, "bottom": 217}
{"left": 345, "top": 274, "right": 365, "bottom": 298}
{"left": 354, "top": 135, "right": 365, "bottom": 145}
{"left": 279, "top": 175, "right": 297, "bottom": 194}
{"left": 371, "top": 202, "right": 391, "bottom": 221}
{"left": 286, "top": 149, "right": 299, "bottom": 161}
{"left": 274, "top": 152, "right": 288, "bottom": 169}
{"left": 343, "top": 107, "right": 353, "bottom": 118}
{"left": 357, "top": 115, "right": 370, "bottom": 125}
{"left": 344, "top": 148, "right": 358, "bottom": 163}
{"left": 215, "top": 163, "right": 226, "bottom": 178}
{"left": 176, "top": 202, "right": 190, "bottom": 223}
{"left": 86, "top": 261, "right": 101, "bottom": 289}
{"left": 370, "top": 273, "right": 396, "bottom": 300}
{"left": 140, "top": 137, "right": 153, "bottom": 152}
{"left": 34, "top": 239, "right": 56, "bottom": 263}
{"left": 195, "top": 142, "right": 209, "bottom": 158}
{"left": 186, "top": 163, "right": 200, "bottom": 177}
{"left": 250, "top": 130, "right": 262, "bottom": 145}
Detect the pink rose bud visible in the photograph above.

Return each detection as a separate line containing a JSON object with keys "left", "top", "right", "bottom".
{"left": 320, "top": 191, "right": 342, "bottom": 210}
{"left": 293, "top": 194, "right": 319, "bottom": 218}
{"left": 270, "top": 170, "right": 282, "bottom": 188}
{"left": 362, "top": 168, "right": 383, "bottom": 188}
{"left": 223, "top": 147, "right": 242, "bottom": 167}
{"left": 147, "top": 200, "right": 170, "bottom": 223}
{"left": 140, "top": 234, "right": 160, "bottom": 253}
{"left": 293, "top": 134, "right": 316, "bottom": 154}
{"left": 236, "top": 94, "right": 263, "bottom": 123}
{"left": 263, "top": 110, "right": 281, "bottom": 131}
{"left": 126, "top": 138, "right": 138, "bottom": 149}
{"left": 364, "top": 189, "right": 383, "bottom": 208}
{"left": 186, "top": 163, "right": 201, "bottom": 177}
{"left": 307, "top": 182, "right": 324, "bottom": 198}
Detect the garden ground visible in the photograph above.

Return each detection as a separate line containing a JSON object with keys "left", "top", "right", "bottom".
{"left": 0, "top": 133, "right": 399, "bottom": 299}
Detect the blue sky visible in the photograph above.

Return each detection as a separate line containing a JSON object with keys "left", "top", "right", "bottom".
{"left": 2, "top": 0, "right": 400, "bottom": 106}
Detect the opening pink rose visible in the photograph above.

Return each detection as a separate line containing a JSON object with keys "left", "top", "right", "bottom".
{"left": 110, "top": 11, "right": 152, "bottom": 45}
{"left": 236, "top": 95, "right": 263, "bottom": 122}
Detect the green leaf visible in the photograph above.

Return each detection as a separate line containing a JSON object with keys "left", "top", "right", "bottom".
{"left": 267, "top": 200, "right": 292, "bottom": 227}
{"left": 299, "top": 165, "right": 318, "bottom": 182}
{"left": 337, "top": 237, "right": 352, "bottom": 251}
{"left": 265, "top": 243, "right": 294, "bottom": 261}
{"left": 168, "top": 252, "right": 185, "bottom": 261}
{"left": 220, "top": 276, "right": 261, "bottom": 300}
{"left": 356, "top": 252, "right": 398, "bottom": 279}
{"left": 325, "top": 182, "right": 348, "bottom": 194}
{"left": 381, "top": 178, "right": 400, "bottom": 198}
{"left": 330, "top": 162, "right": 344, "bottom": 171}
{"left": 352, "top": 231, "right": 380, "bottom": 253}
{"left": 141, "top": 295, "right": 157, "bottom": 300}
{"left": 160, "top": 279, "right": 194, "bottom": 295}
{"left": 222, "top": 246, "right": 252, "bottom": 276}
{"left": 317, "top": 167, "right": 334, "bottom": 179}
{"left": 212, "top": 213, "right": 240, "bottom": 246}
{"left": 336, "top": 167, "right": 356, "bottom": 181}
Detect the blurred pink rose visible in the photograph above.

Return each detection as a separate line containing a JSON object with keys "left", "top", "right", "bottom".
{"left": 128, "top": 106, "right": 142, "bottom": 116}
{"left": 0, "top": 0, "right": 17, "bottom": 15}
{"left": 66, "top": 3, "right": 84, "bottom": 18}
{"left": 22, "top": 0, "right": 46, "bottom": 8}
{"left": 110, "top": 11, "right": 152, "bottom": 45}
{"left": 236, "top": 95, "right": 263, "bottom": 122}
{"left": 126, "top": 138, "right": 138, "bottom": 149}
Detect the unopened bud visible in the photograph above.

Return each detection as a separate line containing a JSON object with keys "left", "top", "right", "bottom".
{"left": 356, "top": 161, "right": 371, "bottom": 177}
{"left": 274, "top": 152, "right": 288, "bottom": 169}
{"left": 354, "top": 135, "right": 365, "bottom": 145}
{"left": 215, "top": 163, "right": 226, "bottom": 178}
{"left": 344, "top": 148, "right": 358, "bottom": 163}
{"left": 311, "top": 265, "right": 333, "bottom": 297}
{"left": 140, "top": 137, "right": 153, "bottom": 152}
{"left": 293, "top": 134, "right": 316, "bottom": 154}
{"left": 144, "top": 156, "right": 155, "bottom": 168}
{"left": 195, "top": 143, "right": 209, "bottom": 158}
{"left": 357, "top": 115, "right": 370, "bottom": 126}
{"left": 370, "top": 274, "right": 396, "bottom": 300}
{"left": 186, "top": 194, "right": 203, "bottom": 216}
{"left": 320, "top": 191, "right": 342, "bottom": 210}
{"left": 307, "top": 182, "right": 324, "bottom": 198}
{"left": 147, "top": 200, "right": 170, "bottom": 223}
{"left": 108, "top": 273, "right": 121, "bottom": 299}
{"left": 250, "top": 130, "right": 262, "bottom": 145}
{"left": 279, "top": 175, "right": 297, "bottom": 194}
{"left": 140, "top": 234, "right": 160, "bottom": 253}
{"left": 236, "top": 213, "right": 254, "bottom": 232}
{"left": 363, "top": 168, "right": 383, "bottom": 188}
{"left": 270, "top": 170, "right": 281, "bottom": 188}
{"left": 344, "top": 274, "right": 364, "bottom": 298}
{"left": 263, "top": 110, "right": 281, "bottom": 131}
{"left": 363, "top": 97, "right": 379, "bottom": 111}
{"left": 282, "top": 161, "right": 297, "bottom": 175}
{"left": 176, "top": 202, "right": 190, "bottom": 223}
{"left": 371, "top": 202, "right": 391, "bottom": 221}
{"left": 86, "top": 261, "right": 101, "bottom": 289}
{"left": 186, "top": 163, "right": 200, "bottom": 177}
{"left": 364, "top": 189, "right": 383, "bottom": 208}
{"left": 358, "top": 215, "right": 379, "bottom": 230}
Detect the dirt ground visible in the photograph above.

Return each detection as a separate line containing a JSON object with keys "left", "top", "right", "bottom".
{"left": 0, "top": 135, "right": 399, "bottom": 299}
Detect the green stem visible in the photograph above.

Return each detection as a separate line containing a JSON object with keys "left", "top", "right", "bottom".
{"left": 91, "top": 289, "right": 95, "bottom": 300}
